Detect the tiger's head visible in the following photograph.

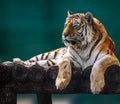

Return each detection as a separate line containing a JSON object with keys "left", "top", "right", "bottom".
{"left": 62, "top": 11, "right": 106, "bottom": 49}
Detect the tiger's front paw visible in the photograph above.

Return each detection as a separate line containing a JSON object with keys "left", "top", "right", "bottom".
{"left": 55, "top": 77, "right": 70, "bottom": 90}
{"left": 90, "top": 72, "right": 105, "bottom": 94}
{"left": 55, "top": 59, "right": 71, "bottom": 90}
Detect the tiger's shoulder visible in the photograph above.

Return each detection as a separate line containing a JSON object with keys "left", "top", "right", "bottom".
{"left": 92, "top": 17, "right": 116, "bottom": 54}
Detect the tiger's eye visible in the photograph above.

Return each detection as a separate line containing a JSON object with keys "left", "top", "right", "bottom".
{"left": 72, "top": 19, "right": 80, "bottom": 28}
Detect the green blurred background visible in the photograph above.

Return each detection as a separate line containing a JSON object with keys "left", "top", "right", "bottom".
{"left": 0, "top": 0, "right": 120, "bottom": 104}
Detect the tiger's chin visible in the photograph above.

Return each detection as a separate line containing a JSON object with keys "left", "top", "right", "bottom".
{"left": 64, "top": 40, "right": 87, "bottom": 50}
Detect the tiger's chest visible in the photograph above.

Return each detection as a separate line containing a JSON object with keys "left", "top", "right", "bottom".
{"left": 68, "top": 46, "right": 99, "bottom": 70}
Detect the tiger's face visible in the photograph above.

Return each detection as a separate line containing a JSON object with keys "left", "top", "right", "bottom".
{"left": 62, "top": 11, "right": 94, "bottom": 47}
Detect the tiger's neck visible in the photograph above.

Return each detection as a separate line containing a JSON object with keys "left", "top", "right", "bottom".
{"left": 68, "top": 33, "right": 102, "bottom": 69}
{"left": 69, "top": 40, "right": 95, "bottom": 61}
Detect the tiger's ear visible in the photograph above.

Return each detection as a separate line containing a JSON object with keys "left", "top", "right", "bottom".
{"left": 85, "top": 12, "right": 93, "bottom": 24}
{"left": 68, "top": 10, "right": 73, "bottom": 16}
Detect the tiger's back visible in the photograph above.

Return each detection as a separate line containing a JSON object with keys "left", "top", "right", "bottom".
{"left": 13, "top": 47, "right": 67, "bottom": 68}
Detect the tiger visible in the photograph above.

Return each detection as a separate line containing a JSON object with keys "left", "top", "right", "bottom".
{"left": 12, "top": 11, "right": 119, "bottom": 94}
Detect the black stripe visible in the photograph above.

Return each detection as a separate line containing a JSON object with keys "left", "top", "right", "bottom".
{"left": 108, "top": 49, "right": 112, "bottom": 55}
{"left": 94, "top": 49, "right": 102, "bottom": 63}
{"left": 87, "top": 33, "right": 102, "bottom": 61}
{"left": 54, "top": 51, "right": 58, "bottom": 59}
{"left": 94, "top": 49, "right": 109, "bottom": 63}
{"left": 48, "top": 59, "right": 55, "bottom": 65}
{"left": 44, "top": 52, "right": 50, "bottom": 60}
{"left": 78, "top": 25, "right": 84, "bottom": 35}
{"left": 29, "top": 60, "right": 32, "bottom": 63}
{"left": 64, "top": 64, "right": 67, "bottom": 69}
{"left": 108, "top": 50, "right": 113, "bottom": 55}
{"left": 29, "top": 59, "right": 34, "bottom": 63}
{"left": 47, "top": 60, "right": 51, "bottom": 66}
{"left": 107, "top": 50, "right": 110, "bottom": 55}
{"left": 41, "top": 53, "right": 44, "bottom": 60}
{"left": 85, "top": 25, "right": 87, "bottom": 36}
{"left": 69, "top": 49, "right": 82, "bottom": 66}
{"left": 71, "top": 55, "right": 82, "bottom": 66}
{"left": 36, "top": 56, "right": 39, "bottom": 61}
{"left": 71, "top": 46, "right": 83, "bottom": 60}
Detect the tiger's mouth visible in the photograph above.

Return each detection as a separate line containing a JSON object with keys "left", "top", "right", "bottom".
{"left": 64, "top": 39, "right": 77, "bottom": 45}
{"left": 63, "top": 38, "right": 77, "bottom": 45}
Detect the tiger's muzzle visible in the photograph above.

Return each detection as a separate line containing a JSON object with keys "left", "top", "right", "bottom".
{"left": 62, "top": 35, "right": 77, "bottom": 45}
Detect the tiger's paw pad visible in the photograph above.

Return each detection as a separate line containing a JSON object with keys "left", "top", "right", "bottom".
{"left": 55, "top": 77, "right": 69, "bottom": 90}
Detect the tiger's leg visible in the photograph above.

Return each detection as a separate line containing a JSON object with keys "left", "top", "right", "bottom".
{"left": 13, "top": 55, "right": 72, "bottom": 89}
{"left": 55, "top": 57, "right": 72, "bottom": 90}
{"left": 90, "top": 55, "right": 119, "bottom": 94}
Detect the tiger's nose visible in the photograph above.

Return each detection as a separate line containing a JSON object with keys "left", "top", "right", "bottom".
{"left": 62, "top": 31, "right": 69, "bottom": 37}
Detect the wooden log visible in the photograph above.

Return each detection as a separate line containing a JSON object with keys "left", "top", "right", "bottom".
{"left": 0, "top": 62, "right": 120, "bottom": 104}
{"left": 0, "top": 62, "right": 120, "bottom": 94}
{"left": 0, "top": 87, "right": 16, "bottom": 104}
